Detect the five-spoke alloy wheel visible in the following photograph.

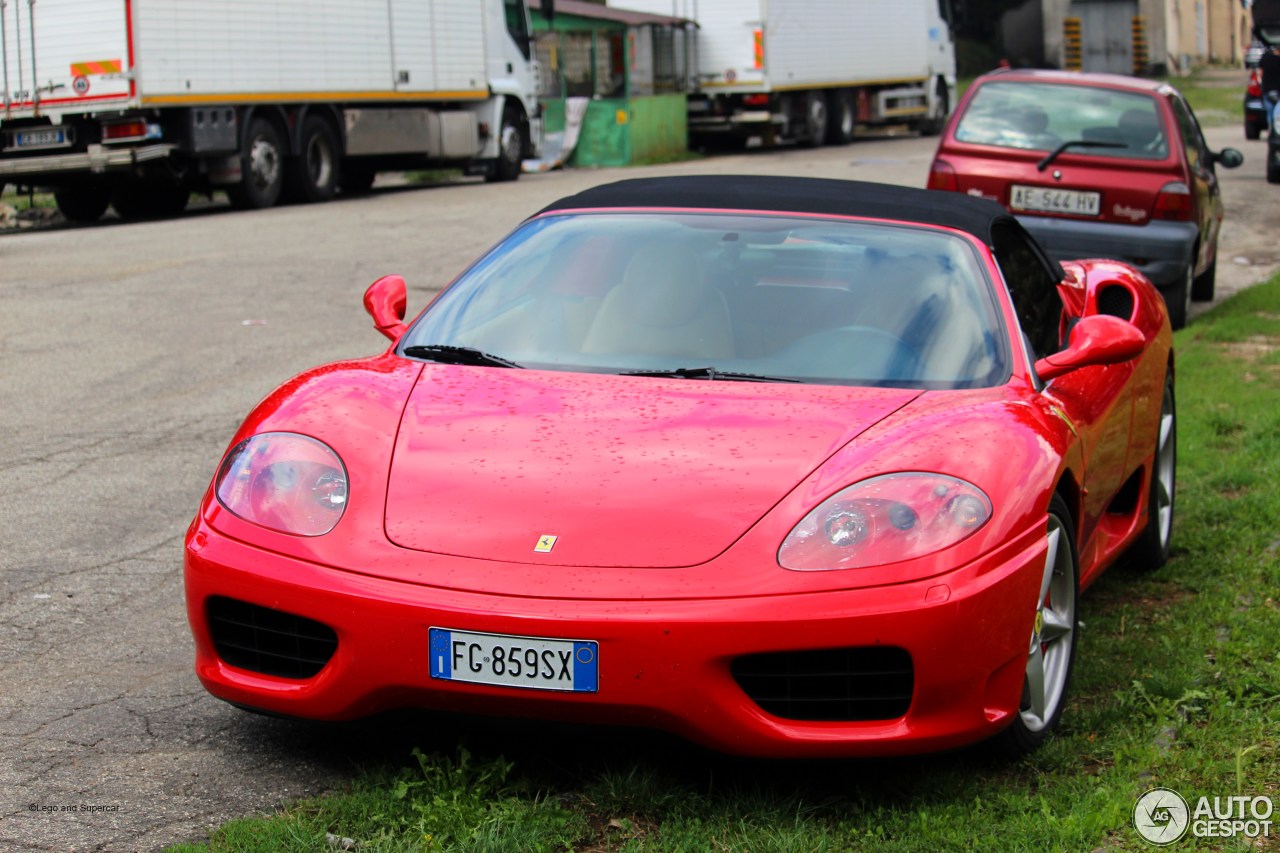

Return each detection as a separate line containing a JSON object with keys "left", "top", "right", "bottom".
{"left": 998, "top": 493, "right": 1079, "bottom": 756}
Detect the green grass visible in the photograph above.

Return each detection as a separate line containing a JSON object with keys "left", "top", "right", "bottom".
{"left": 1160, "top": 68, "right": 1248, "bottom": 128}
{"left": 0, "top": 185, "right": 55, "bottom": 210}
{"left": 404, "top": 169, "right": 467, "bottom": 185}
{"left": 171, "top": 279, "right": 1280, "bottom": 852}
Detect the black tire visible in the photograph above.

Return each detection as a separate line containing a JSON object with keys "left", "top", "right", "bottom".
{"left": 54, "top": 187, "right": 111, "bottom": 223}
{"left": 994, "top": 493, "right": 1079, "bottom": 757}
{"left": 1246, "top": 120, "right": 1261, "bottom": 141}
{"left": 1191, "top": 255, "right": 1216, "bottom": 302}
{"left": 693, "top": 133, "right": 749, "bottom": 153}
{"left": 110, "top": 184, "right": 190, "bottom": 220}
{"left": 227, "top": 116, "right": 285, "bottom": 210}
{"left": 825, "top": 90, "right": 855, "bottom": 145}
{"left": 1164, "top": 265, "right": 1191, "bottom": 330}
{"left": 799, "top": 92, "right": 827, "bottom": 148}
{"left": 1268, "top": 143, "right": 1280, "bottom": 184}
{"left": 1126, "top": 371, "right": 1176, "bottom": 571}
{"left": 283, "top": 116, "right": 340, "bottom": 204}
{"left": 338, "top": 161, "right": 377, "bottom": 195}
{"left": 485, "top": 107, "right": 525, "bottom": 183}
{"left": 919, "top": 78, "right": 949, "bottom": 137}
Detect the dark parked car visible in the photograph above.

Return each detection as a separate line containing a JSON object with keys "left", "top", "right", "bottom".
{"left": 1256, "top": 23, "right": 1280, "bottom": 183}
{"left": 928, "top": 69, "right": 1243, "bottom": 329}
{"left": 1247, "top": 38, "right": 1267, "bottom": 68}
{"left": 1245, "top": 66, "right": 1268, "bottom": 141}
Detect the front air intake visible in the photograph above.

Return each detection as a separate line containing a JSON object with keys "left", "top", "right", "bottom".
{"left": 1096, "top": 284, "right": 1135, "bottom": 320}
{"left": 206, "top": 596, "right": 337, "bottom": 679}
{"left": 731, "top": 646, "right": 913, "bottom": 721}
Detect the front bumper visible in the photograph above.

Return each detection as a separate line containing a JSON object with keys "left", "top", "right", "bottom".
{"left": 0, "top": 143, "right": 175, "bottom": 181}
{"left": 1016, "top": 214, "right": 1197, "bottom": 292}
{"left": 184, "top": 518, "right": 1048, "bottom": 758}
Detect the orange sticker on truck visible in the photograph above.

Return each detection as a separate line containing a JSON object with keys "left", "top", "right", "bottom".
{"left": 70, "top": 59, "right": 123, "bottom": 76}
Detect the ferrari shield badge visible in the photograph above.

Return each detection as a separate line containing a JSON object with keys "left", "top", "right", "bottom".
{"left": 534, "top": 534, "right": 558, "bottom": 553}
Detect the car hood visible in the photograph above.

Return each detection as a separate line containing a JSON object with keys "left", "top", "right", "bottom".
{"left": 384, "top": 367, "right": 920, "bottom": 567}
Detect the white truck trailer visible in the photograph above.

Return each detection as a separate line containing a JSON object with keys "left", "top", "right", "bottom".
{"left": 624, "top": 0, "right": 956, "bottom": 147}
{"left": 0, "top": 0, "right": 542, "bottom": 221}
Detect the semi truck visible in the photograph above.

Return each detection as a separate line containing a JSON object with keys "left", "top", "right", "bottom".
{"left": 623, "top": 0, "right": 956, "bottom": 147}
{"left": 0, "top": 0, "right": 542, "bottom": 221}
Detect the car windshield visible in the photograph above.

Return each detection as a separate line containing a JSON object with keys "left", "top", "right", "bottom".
{"left": 955, "top": 81, "right": 1169, "bottom": 160}
{"left": 402, "top": 212, "right": 1010, "bottom": 389}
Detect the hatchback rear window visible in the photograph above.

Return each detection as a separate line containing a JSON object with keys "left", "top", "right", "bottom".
{"left": 954, "top": 81, "right": 1168, "bottom": 160}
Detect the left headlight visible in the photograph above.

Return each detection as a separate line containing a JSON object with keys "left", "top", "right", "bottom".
{"left": 778, "top": 472, "right": 991, "bottom": 571}
{"left": 215, "top": 432, "right": 348, "bottom": 536}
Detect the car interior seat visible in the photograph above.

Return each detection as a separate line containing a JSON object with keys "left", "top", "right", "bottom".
{"left": 1117, "top": 108, "right": 1162, "bottom": 152}
{"left": 581, "top": 242, "right": 735, "bottom": 360}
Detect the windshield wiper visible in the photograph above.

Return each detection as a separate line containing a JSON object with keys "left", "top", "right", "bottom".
{"left": 1037, "top": 140, "right": 1128, "bottom": 171}
{"left": 619, "top": 366, "right": 798, "bottom": 383}
{"left": 402, "top": 344, "right": 523, "bottom": 369}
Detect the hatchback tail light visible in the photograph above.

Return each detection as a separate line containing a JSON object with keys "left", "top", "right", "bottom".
{"left": 1152, "top": 181, "right": 1192, "bottom": 221}
{"left": 743, "top": 94, "right": 770, "bottom": 107}
{"left": 927, "top": 158, "right": 958, "bottom": 192}
{"left": 1248, "top": 69, "right": 1262, "bottom": 98}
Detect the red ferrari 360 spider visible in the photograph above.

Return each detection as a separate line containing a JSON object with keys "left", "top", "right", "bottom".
{"left": 185, "top": 176, "right": 1175, "bottom": 757}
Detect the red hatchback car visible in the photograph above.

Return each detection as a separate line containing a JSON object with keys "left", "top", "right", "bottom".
{"left": 928, "top": 69, "right": 1243, "bottom": 329}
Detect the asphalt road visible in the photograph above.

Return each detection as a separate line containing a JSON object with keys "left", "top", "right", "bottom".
{"left": 1, "top": 123, "right": 1276, "bottom": 851}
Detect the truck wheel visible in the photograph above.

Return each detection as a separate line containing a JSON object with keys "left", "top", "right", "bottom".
{"left": 54, "top": 187, "right": 111, "bottom": 223}
{"left": 486, "top": 108, "right": 525, "bottom": 183}
{"left": 228, "top": 116, "right": 285, "bottom": 209}
{"left": 800, "top": 93, "right": 827, "bottom": 148}
{"left": 111, "top": 184, "right": 190, "bottom": 220}
{"left": 825, "top": 91, "right": 855, "bottom": 145}
{"left": 919, "top": 79, "right": 949, "bottom": 136}
{"left": 283, "top": 116, "right": 339, "bottom": 203}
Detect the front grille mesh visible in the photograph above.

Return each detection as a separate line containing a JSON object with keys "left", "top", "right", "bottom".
{"left": 206, "top": 596, "right": 337, "bottom": 679}
{"left": 731, "top": 646, "right": 913, "bottom": 721}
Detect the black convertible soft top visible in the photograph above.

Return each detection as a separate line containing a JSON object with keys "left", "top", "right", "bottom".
{"left": 534, "top": 175, "right": 1018, "bottom": 246}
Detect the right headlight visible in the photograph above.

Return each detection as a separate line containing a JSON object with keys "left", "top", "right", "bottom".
{"left": 778, "top": 472, "right": 992, "bottom": 571}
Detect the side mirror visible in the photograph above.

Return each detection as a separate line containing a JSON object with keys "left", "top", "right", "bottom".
{"left": 364, "top": 274, "right": 408, "bottom": 341}
{"left": 1214, "top": 148, "right": 1245, "bottom": 169}
{"left": 1034, "top": 314, "right": 1145, "bottom": 382}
